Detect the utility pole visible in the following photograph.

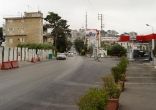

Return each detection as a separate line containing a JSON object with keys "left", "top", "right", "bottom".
{"left": 97, "top": 14, "right": 104, "bottom": 60}
{"left": 85, "top": 12, "right": 87, "bottom": 30}
{"left": 98, "top": 14, "right": 104, "bottom": 30}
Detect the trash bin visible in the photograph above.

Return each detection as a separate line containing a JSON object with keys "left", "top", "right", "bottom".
{"left": 49, "top": 54, "right": 52, "bottom": 59}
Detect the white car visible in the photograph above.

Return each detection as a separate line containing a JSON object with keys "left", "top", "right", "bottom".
{"left": 56, "top": 53, "right": 66, "bottom": 60}
{"left": 68, "top": 51, "right": 74, "bottom": 57}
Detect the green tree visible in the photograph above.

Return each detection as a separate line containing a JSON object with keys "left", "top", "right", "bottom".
{"left": 0, "top": 27, "right": 4, "bottom": 46}
{"left": 44, "top": 12, "right": 71, "bottom": 52}
{"left": 74, "top": 38, "right": 85, "bottom": 55}
{"left": 66, "top": 40, "right": 72, "bottom": 51}
{"left": 87, "top": 45, "right": 93, "bottom": 57}
{"left": 101, "top": 41, "right": 110, "bottom": 50}
{"left": 107, "top": 44, "right": 127, "bottom": 56}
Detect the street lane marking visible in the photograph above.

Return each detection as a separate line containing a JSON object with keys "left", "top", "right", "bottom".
{"left": 126, "top": 82, "right": 156, "bottom": 85}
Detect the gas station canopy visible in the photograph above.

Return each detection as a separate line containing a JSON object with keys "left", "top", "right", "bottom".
{"left": 119, "top": 34, "right": 156, "bottom": 41}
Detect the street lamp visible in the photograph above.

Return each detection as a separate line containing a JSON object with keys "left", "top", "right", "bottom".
{"left": 146, "top": 24, "right": 154, "bottom": 34}
{"left": 146, "top": 24, "right": 154, "bottom": 61}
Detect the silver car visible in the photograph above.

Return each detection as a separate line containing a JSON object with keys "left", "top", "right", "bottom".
{"left": 68, "top": 51, "right": 74, "bottom": 57}
{"left": 56, "top": 53, "right": 66, "bottom": 60}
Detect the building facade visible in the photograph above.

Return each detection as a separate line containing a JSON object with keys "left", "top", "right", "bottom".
{"left": 4, "top": 11, "right": 43, "bottom": 47}
{"left": 70, "top": 29, "right": 85, "bottom": 42}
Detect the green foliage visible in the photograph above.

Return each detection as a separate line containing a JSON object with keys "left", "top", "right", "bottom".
{"left": 87, "top": 45, "right": 93, "bottom": 57}
{"left": 74, "top": 38, "right": 85, "bottom": 55}
{"left": 107, "top": 44, "right": 127, "bottom": 56}
{"left": 0, "top": 27, "right": 4, "bottom": 46}
{"left": 44, "top": 12, "right": 71, "bottom": 52}
{"left": 102, "top": 76, "right": 121, "bottom": 99}
{"left": 77, "top": 88, "right": 109, "bottom": 110}
{"left": 101, "top": 42, "right": 110, "bottom": 50}
{"left": 120, "top": 74, "right": 126, "bottom": 81}
{"left": 17, "top": 43, "right": 55, "bottom": 50}
{"left": 117, "top": 56, "right": 129, "bottom": 74}
{"left": 0, "top": 27, "right": 3, "bottom": 38}
{"left": 66, "top": 40, "right": 72, "bottom": 51}
{"left": 120, "top": 56, "right": 129, "bottom": 64}
{"left": 81, "top": 49, "right": 86, "bottom": 55}
{"left": 111, "top": 66, "right": 123, "bottom": 82}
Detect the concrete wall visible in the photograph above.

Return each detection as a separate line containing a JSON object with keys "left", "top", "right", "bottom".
{"left": 9, "top": 48, "right": 13, "bottom": 61}
{"left": 4, "top": 47, "right": 9, "bottom": 62}
{"left": 0, "top": 47, "right": 3, "bottom": 65}
{"left": 0, "top": 47, "right": 53, "bottom": 64}
{"left": 14, "top": 47, "right": 17, "bottom": 60}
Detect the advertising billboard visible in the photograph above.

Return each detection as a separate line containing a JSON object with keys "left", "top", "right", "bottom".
{"left": 86, "top": 29, "right": 99, "bottom": 40}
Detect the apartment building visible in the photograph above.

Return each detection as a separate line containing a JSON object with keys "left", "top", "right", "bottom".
{"left": 70, "top": 29, "right": 85, "bottom": 42}
{"left": 4, "top": 11, "right": 43, "bottom": 47}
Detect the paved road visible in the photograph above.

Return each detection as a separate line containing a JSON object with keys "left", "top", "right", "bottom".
{"left": 0, "top": 56, "right": 120, "bottom": 110}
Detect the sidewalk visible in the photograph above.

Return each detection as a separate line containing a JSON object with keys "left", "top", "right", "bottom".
{"left": 119, "top": 60, "right": 156, "bottom": 110}
{"left": 0, "top": 58, "right": 56, "bottom": 70}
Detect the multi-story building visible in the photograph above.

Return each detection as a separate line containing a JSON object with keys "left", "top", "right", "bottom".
{"left": 70, "top": 29, "right": 85, "bottom": 42}
{"left": 3, "top": 11, "right": 43, "bottom": 47}
{"left": 105, "top": 30, "right": 119, "bottom": 37}
{"left": 43, "top": 26, "right": 54, "bottom": 45}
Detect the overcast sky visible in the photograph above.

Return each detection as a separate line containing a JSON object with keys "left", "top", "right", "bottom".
{"left": 0, "top": 0, "right": 156, "bottom": 35}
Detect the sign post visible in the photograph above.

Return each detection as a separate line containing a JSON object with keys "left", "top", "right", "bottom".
{"left": 129, "top": 32, "right": 136, "bottom": 60}
{"left": 86, "top": 29, "right": 99, "bottom": 61}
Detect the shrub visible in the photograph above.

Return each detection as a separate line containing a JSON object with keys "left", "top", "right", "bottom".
{"left": 111, "top": 66, "right": 123, "bottom": 82}
{"left": 107, "top": 44, "right": 127, "bottom": 56}
{"left": 77, "top": 88, "right": 109, "bottom": 110}
{"left": 120, "top": 74, "right": 126, "bottom": 81}
{"left": 102, "top": 76, "right": 121, "bottom": 99}
{"left": 117, "top": 61, "right": 127, "bottom": 74}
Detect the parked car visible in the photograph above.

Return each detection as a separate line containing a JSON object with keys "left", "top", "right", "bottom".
{"left": 64, "top": 52, "right": 68, "bottom": 56}
{"left": 74, "top": 51, "right": 76, "bottom": 54}
{"left": 56, "top": 53, "right": 66, "bottom": 60}
{"left": 68, "top": 51, "right": 74, "bottom": 57}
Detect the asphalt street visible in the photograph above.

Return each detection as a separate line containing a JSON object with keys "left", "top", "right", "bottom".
{"left": 0, "top": 56, "right": 120, "bottom": 110}
{"left": 1, "top": 56, "right": 155, "bottom": 110}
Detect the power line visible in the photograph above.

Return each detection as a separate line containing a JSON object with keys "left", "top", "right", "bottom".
{"left": 82, "top": 0, "right": 96, "bottom": 15}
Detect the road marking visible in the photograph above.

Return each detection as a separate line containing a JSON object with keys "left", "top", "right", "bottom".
{"left": 126, "top": 82, "right": 156, "bottom": 85}
{"left": 127, "top": 77, "right": 156, "bottom": 79}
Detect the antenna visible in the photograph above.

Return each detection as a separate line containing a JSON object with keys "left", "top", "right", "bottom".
{"left": 85, "top": 12, "right": 87, "bottom": 30}
{"left": 38, "top": 5, "right": 39, "bottom": 11}
{"left": 26, "top": 4, "right": 33, "bottom": 12}
{"left": 18, "top": 12, "right": 22, "bottom": 17}
{"left": 82, "top": 24, "right": 84, "bottom": 29}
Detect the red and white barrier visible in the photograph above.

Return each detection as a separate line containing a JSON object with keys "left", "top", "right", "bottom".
{"left": 1, "top": 61, "right": 12, "bottom": 70}
{"left": 11, "top": 61, "right": 19, "bottom": 68}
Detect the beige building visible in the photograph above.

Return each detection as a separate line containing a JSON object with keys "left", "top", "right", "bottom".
{"left": 43, "top": 27, "right": 54, "bottom": 45}
{"left": 4, "top": 11, "right": 43, "bottom": 47}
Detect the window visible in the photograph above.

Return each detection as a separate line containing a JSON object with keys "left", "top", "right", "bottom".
{"left": 21, "top": 28, "right": 24, "bottom": 33}
{"left": 8, "top": 28, "right": 14, "bottom": 32}
{"left": 9, "top": 39, "right": 13, "bottom": 43}
{"left": 7, "top": 19, "right": 13, "bottom": 22}
{"left": 19, "top": 38, "right": 24, "bottom": 42}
